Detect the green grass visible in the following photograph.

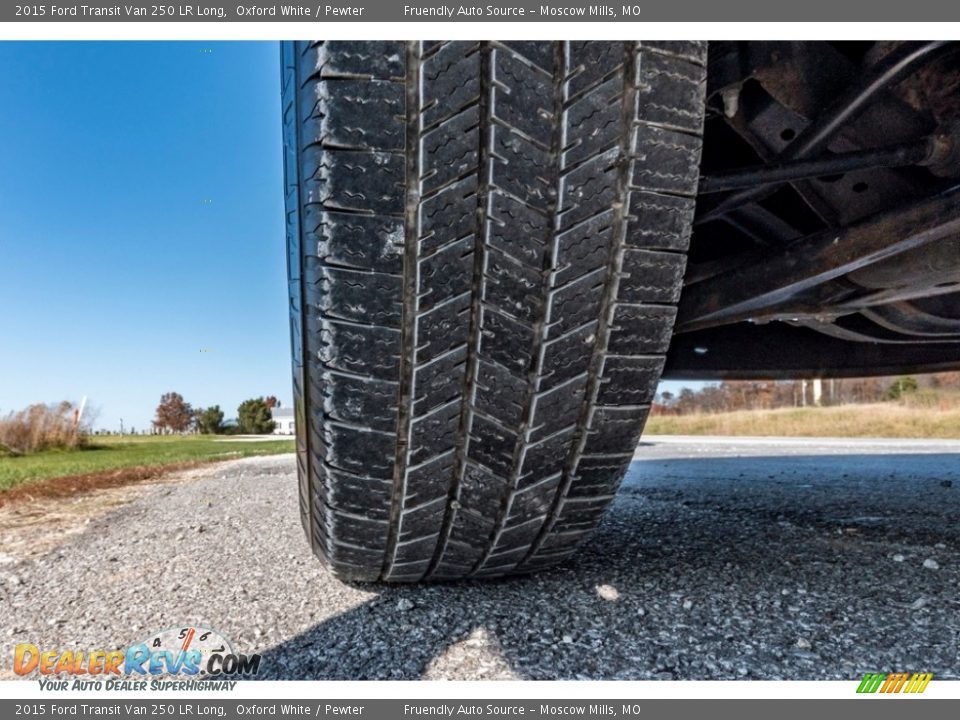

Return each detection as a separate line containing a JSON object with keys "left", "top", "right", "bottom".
{"left": 0, "top": 434, "right": 295, "bottom": 491}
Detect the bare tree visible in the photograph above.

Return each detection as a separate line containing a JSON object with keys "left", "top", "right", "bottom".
{"left": 153, "top": 392, "right": 194, "bottom": 433}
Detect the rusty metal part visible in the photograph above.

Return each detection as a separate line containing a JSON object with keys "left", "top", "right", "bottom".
{"left": 928, "top": 123, "right": 960, "bottom": 177}
{"left": 698, "top": 41, "right": 957, "bottom": 224}
{"left": 795, "top": 315, "right": 960, "bottom": 344}
{"left": 677, "top": 186, "right": 960, "bottom": 333}
{"left": 846, "top": 232, "right": 960, "bottom": 291}
{"left": 699, "top": 137, "right": 934, "bottom": 194}
{"left": 862, "top": 302, "right": 960, "bottom": 337}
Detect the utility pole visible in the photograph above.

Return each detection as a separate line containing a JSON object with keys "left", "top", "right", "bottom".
{"left": 120, "top": 418, "right": 125, "bottom": 435}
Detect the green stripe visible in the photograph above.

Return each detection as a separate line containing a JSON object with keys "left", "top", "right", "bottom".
{"left": 857, "top": 673, "right": 885, "bottom": 693}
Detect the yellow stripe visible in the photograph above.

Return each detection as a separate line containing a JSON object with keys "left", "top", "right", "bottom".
{"left": 917, "top": 673, "right": 933, "bottom": 693}
{"left": 904, "top": 674, "right": 920, "bottom": 693}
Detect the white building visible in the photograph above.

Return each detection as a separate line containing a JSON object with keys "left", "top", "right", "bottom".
{"left": 272, "top": 407, "right": 296, "bottom": 435}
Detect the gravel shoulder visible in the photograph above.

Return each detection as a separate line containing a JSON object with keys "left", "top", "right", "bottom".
{"left": 1, "top": 439, "right": 958, "bottom": 680}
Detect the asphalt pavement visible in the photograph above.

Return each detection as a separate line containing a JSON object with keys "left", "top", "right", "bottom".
{"left": 1, "top": 436, "right": 958, "bottom": 680}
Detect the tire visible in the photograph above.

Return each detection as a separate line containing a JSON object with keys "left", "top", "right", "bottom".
{"left": 281, "top": 41, "right": 707, "bottom": 582}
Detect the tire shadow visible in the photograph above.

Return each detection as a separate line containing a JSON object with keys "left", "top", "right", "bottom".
{"left": 255, "top": 453, "right": 960, "bottom": 680}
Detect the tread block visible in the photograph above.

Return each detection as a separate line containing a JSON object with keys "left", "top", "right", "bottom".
{"left": 392, "top": 533, "right": 440, "bottom": 564}
{"left": 634, "top": 50, "right": 707, "bottom": 133}
{"left": 562, "top": 74, "right": 624, "bottom": 167}
{"left": 554, "top": 209, "right": 616, "bottom": 285}
{"left": 312, "top": 318, "right": 401, "bottom": 381}
{"left": 405, "top": 453, "right": 456, "bottom": 506}
{"left": 316, "top": 466, "right": 393, "bottom": 520}
{"left": 305, "top": 209, "right": 404, "bottom": 273}
{"left": 546, "top": 272, "right": 606, "bottom": 338}
{"left": 639, "top": 41, "right": 708, "bottom": 66}
{"left": 474, "top": 359, "right": 527, "bottom": 427}
{"left": 487, "top": 191, "right": 549, "bottom": 266}
{"left": 418, "top": 236, "right": 474, "bottom": 311}
{"left": 409, "top": 400, "right": 461, "bottom": 464}
{"left": 302, "top": 148, "right": 405, "bottom": 215}
{"left": 582, "top": 405, "right": 650, "bottom": 456}
{"left": 558, "top": 148, "right": 620, "bottom": 229}
{"left": 478, "top": 307, "right": 535, "bottom": 373}
{"left": 449, "top": 511, "right": 495, "bottom": 553}
{"left": 385, "top": 560, "right": 432, "bottom": 581}
{"left": 596, "top": 355, "right": 663, "bottom": 405}
{"left": 625, "top": 190, "right": 696, "bottom": 251}
{"left": 322, "top": 508, "right": 389, "bottom": 550}
{"left": 324, "top": 544, "right": 386, "bottom": 576}
{"left": 502, "top": 41, "right": 556, "bottom": 74}
{"left": 306, "top": 264, "right": 403, "bottom": 327}
{"left": 529, "top": 380, "right": 586, "bottom": 442}
{"left": 419, "top": 176, "right": 478, "bottom": 254}
{"left": 421, "top": 42, "right": 481, "bottom": 128}
{"left": 540, "top": 321, "right": 597, "bottom": 390}
{"left": 631, "top": 124, "right": 702, "bottom": 197}
{"left": 619, "top": 249, "right": 687, "bottom": 304}
{"left": 518, "top": 428, "right": 574, "bottom": 487}
{"left": 607, "top": 304, "right": 677, "bottom": 355}
{"left": 415, "top": 293, "right": 471, "bottom": 362}
{"left": 301, "top": 78, "right": 405, "bottom": 151}
{"left": 490, "top": 126, "right": 553, "bottom": 209}
{"left": 491, "top": 47, "right": 555, "bottom": 141}
{"left": 397, "top": 500, "right": 447, "bottom": 541}
{"left": 313, "top": 372, "right": 398, "bottom": 433}
{"left": 509, "top": 474, "right": 561, "bottom": 519}
{"left": 322, "top": 422, "right": 396, "bottom": 477}
{"left": 411, "top": 347, "right": 467, "bottom": 414}
{"left": 483, "top": 247, "right": 544, "bottom": 324}
{"left": 467, "top": 418, "right": 518, "bottom": 478}
{"left": 538, "top": 529, "right": 591, "bottom": 551}
{"left": 421, "top": 106, "right": 481, "bottom": 194}
{"left": 494, "top": 516, "right": 546, "bottom": 549}
{"left": 567, "top": 455, "right": 633, "bottom": 497}
{"left": 299, "top": 41, "right": 405, "bottom": 82}
{"left": 482, "top": 546, "right": 530, "bottom": 567}
{"left": 567, "top": 41, "right": 624, "bottom": 98}
{"left": 458, "top": 464, "right": 510, "bottom": 517}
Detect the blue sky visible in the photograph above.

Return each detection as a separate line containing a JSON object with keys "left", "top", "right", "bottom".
{"left": 0, "top": 42, "right": 290, "bottom": 431}
{"left": 0, "top": 41, "right": 696, "bottom": 432}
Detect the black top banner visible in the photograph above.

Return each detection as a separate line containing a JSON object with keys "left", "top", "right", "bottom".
{"left": 5, "top": 0, "right": 960, "bottom": 22}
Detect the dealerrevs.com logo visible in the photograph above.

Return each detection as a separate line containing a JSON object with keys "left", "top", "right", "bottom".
{"left": 14, "top": 626, "right": 261, "bottom": 691}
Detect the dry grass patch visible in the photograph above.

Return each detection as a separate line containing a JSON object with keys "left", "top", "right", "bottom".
{"left": 646, "top": 403, "right": 960, "bottom": 439}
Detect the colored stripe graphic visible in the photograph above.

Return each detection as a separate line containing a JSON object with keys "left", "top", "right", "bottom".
{"left": 857, "top": 672, "right": 932, "bottom": 693}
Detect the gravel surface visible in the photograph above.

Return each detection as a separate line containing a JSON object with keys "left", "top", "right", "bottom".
{"left": 1, "top": 437, "right": 958, "bottom": 680}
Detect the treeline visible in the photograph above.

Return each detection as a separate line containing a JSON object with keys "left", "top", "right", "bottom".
{"left": 654, "top": 372, "right": 960, "bottom": 415}
{"left": 151, "top": 392, "right": 280, "bottom": 435}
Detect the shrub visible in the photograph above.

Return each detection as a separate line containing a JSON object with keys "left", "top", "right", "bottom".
{"left": 887, "top": 376, "right": 919, "bottom": 401}
{"left": 237, "top": 398, "right": 275, "bottom": 435}
{"left": 0, "top": 401, "right": 89, "bottom": 455}
{"left": 196, "top": 405, "right": 225, "bottom": 434}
